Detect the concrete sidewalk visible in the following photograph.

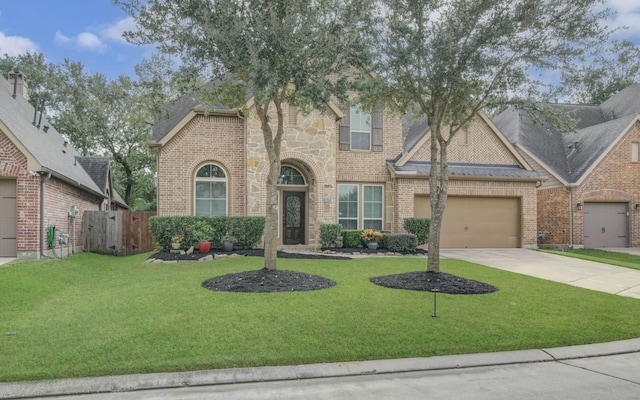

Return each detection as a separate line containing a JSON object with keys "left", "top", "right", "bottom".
{"left": 2, "top": 338, "right": 639, "bottom": 399}
{"left": 441, "top": 248, "right": 640, "bottom": 299}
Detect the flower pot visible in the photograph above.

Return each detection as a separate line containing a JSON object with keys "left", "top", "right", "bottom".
{"left": 221, "top": 240, "right": 234, "bottom": 252}
{"left": 367, "top": 242, "right": 378, "bottom": 250}
{"left": 198, "top": 241, "right": 211, "bottom": 253}
{"left": 171, "top": 242, "right": 181, "bottom": 250}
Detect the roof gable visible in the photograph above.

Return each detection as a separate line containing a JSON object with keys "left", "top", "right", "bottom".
{"left": 494, "top": 85, "right": 640, "bottom": 185}
{"left": 0, "top": 75, "right": 127, "bottom": 207}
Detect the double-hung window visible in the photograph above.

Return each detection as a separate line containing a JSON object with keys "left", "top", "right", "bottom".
{"left": 350, "top": 107, "right": 371, "bottom": 150}
{"left": 194, "top": 163, "right": 227, "bottom": 215}
{"left": 338, "top": 183, "right": 383, "bottom": 230}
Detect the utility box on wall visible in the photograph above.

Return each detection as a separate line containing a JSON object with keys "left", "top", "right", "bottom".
{"left": 83, "top": 211, "right": 157, "bottom": 256}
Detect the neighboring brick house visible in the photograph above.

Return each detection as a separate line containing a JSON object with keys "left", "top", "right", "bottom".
{"left": 494, "top": 84, "right": 640, "bottom": 248}
{"left": 151, "top": 86, "right": 540, "bottom": 248}
{"left": 0, "top": 71, "right": 127, "bottom": 258}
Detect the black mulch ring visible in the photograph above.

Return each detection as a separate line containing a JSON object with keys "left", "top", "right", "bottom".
{"left": 202, "top": 269, "right": 336, "bottom": 293}
{"left": 370, "top": 271, "right": 498, "bottom": 295}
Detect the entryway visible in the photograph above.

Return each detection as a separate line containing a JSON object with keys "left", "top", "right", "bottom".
{"left": 0, "top": 179, "right": 17, "bottom": 257}
{"left": 282, "top": 191, "right": 305, "bottom": 245}
{"left": 583, "top": 202, "right": 628, "bottom": 248}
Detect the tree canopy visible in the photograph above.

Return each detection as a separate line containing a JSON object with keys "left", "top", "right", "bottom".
{"left": 367, "top": 0, "right": 614, "bottom": 271}
{"left": 118, "top": 0, "right": 374, "bottom": 269}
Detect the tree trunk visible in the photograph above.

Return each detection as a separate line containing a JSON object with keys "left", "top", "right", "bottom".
{"left": 427, "top": 124, "right": 450, "bottom": 273}
{"left": 258, "top": 98, "right": 284, "bottom": 271}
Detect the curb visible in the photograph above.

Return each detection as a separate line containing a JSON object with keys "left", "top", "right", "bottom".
{"left": 2, "top": 338, "right": 639, "bottom": 399}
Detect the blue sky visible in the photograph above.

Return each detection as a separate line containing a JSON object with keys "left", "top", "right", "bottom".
{"left": 1, "top": 1, "right": 639, "bottom": 81}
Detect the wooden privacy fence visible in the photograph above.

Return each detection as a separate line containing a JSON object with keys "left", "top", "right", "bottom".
{"left": 83, "top": 211, "right": 157, "bottom": 256}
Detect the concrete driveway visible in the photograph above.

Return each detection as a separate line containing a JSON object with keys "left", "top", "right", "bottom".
{"left": 440, "top": 248, "right": 640, "bottom": 299}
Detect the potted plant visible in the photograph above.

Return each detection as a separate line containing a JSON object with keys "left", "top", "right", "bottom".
{"left": 170, "top": 234, "right": 184, "bottom": 250}
{"left": 193, "top": 222, "right": 214, "bottom": 253}
{"left": 220, "top": 230, "right": 235, "bottom": 252}
{"left": 361, "top": 229, "right": 383, "bottom": 250}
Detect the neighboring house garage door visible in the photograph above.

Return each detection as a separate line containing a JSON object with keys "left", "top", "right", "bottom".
{"left": 0, "top": 179, "right": 17, "bottom": 257}
{"left": 415, "top": 196, "right": 521, "bottom": 248}
{"left": 583, "top": 202, "right": 628, "bottom": 248}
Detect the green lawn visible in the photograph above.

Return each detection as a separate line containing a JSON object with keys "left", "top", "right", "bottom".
{"left": 540, "top": 248, "right": 640, "bottom": 271}
{"left": 1, "top": 252, "right": 639, "bottom": 382}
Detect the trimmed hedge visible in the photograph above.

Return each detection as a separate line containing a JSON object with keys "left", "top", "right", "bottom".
{"left": 150, "top": 216, "right": 265, "bottom": 251}
{"left": 320, "top": 224, "right": 342, "bottom": 248}
{"left": 403, "top": 217, "right": 430, "bottom": 245}
{"left": 342, "top": 230, "right": 364, "bottom": 248}
{"left": 381, "top": 233, "right": 418, "bottom": 252}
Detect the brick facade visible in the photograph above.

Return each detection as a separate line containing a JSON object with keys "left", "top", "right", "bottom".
{"left": 155, "top": 103, "right": 538, "bottom": 247}
{"left": 1, "top": 130, "right": 104, "bottom": 258}
{"left": 535, "top": 121, "right": 640, "bottom": 248}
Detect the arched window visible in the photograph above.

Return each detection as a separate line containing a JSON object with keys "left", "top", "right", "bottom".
{"left": 194, "top": 163, "right": 227, "bottom": 215}
{"left": 277, "top": 165, "right": 306, "bottom": 185}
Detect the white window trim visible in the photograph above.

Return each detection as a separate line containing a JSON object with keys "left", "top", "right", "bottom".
{"left": 193, "top": 163, "right": 228, "bottom": 216}
{"left": 337, "top": 183, "right": 384, "bottom": 229}
{"left": 363, "top": 184, "right": 384, "bottom": 229}
{"left": 350, "top": 107, "right": 371, "bottom": 151}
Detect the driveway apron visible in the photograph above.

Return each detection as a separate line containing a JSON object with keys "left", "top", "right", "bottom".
{"left": 440, "top": 248, "right": 640, "bottom": 299}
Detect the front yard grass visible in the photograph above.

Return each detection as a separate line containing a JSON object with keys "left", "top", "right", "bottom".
{"left": 540, "top": 248, "right": 640, "bottom": 271}
{"left": 1, "top": 252, "right": 639, "bottom": 382}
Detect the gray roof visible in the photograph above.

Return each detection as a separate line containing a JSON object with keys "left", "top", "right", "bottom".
{"left": 152, "top": 82, "right": 243, "bottom": 143}
{"left": 493, "top": 85, "right": 640, "bottom": 184}
{"left": 388, "top": 160, "right": 540, "bottom": 180}
{"left": 0, "top": 76, "right": 127, "bottom": 208}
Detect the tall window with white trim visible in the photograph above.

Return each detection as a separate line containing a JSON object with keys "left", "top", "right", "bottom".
{"left": 194, "top": 164, "right": 227, "bottom": 215}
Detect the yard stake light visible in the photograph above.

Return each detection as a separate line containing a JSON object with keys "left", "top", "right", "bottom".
{"left": 432, "top": 289, "right": 439, "bottom": 317}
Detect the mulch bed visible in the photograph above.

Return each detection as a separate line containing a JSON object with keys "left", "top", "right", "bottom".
{"left": 149, "top": 248, "right": 497, "bottom": 295}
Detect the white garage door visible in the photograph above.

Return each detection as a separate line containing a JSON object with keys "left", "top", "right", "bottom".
{"left": 415, "top": 196, "right": 521, "bottom": 248}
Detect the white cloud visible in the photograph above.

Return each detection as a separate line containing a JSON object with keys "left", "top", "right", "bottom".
{"left": 54, "top": 31, "right": 107, "bottom": 53}
{"left": 0, "top": 32, "right": 38, "bottom": 56}
{"left": 101, "top": 17, "right": 136, "bottom": 44}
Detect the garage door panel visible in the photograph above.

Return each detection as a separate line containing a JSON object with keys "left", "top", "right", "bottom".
{"left": 415, "top": 196, "right": 520, "bottom": 248}
{"left": 584, "top": 203, "right": 628, "bottom": 248}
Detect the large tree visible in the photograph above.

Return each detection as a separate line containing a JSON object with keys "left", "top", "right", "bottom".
{"left": 118, "top": 0, "right": 372, "bottom": 270}
{"left": 1, "top": 53, "right": 158, "bottom": 209}
{"left": 369, "top": 0, "right": 613, "bottom": 272}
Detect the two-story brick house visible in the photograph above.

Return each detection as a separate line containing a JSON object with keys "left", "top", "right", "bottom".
{"left": 151, "top": 86, "right": 541, "bottom": 248}
{"left": 0, "top": 71, "right": 127, "bottom": 258}
{"left": 494, "top": 84, "right": 640, "bottom": 248}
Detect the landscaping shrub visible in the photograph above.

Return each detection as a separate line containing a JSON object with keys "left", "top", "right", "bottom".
{"left": 403, "top": 217, "right": 430, "bottom": 245}
{"left": 342, "top": 230, "right": 364, "bottom": 248}
{"left": 320, "top": 224, "right": 342, "bottom": 248}
{"left": 150, "top": 216, "right": 265, "bottom": 251}
{"left": 382, "top": 233, "right": 418, "bottom": 252}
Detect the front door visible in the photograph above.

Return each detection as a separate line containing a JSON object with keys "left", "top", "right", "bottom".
{"left": 283, "top": 191, "right": 305, "bottom": 245}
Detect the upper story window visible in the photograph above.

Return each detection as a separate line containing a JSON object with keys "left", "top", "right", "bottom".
{"left": 339, "top": 105, "right": 384, "bottom": 152}
{"left": 350, "top": 107, "right": 371, "bottom": 150}
{"left": 278, "top": 165, "right": 306, "bottom": 185}
{"left": 632, "top": 142, "right": 639, "bottom": 163}
{"left": 194, "top": 163, "right": 227, "bottom": 216}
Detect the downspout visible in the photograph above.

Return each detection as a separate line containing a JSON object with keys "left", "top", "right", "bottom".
{"left": 40, "top": 172, "right": 51, "bottom": 257}
{"left": 565, "top": 185, "right": 577, "bottom": 249}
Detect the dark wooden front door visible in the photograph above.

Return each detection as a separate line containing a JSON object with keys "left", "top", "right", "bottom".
{"left": 283, "top": 191, "right": 305, "bottom": 245}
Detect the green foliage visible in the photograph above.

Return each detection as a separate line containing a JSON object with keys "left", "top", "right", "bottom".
{"left": 381, "top": 233, "right": 418, "bottom": 252}
{"left": 342, "top": 230, "right": 364, "bottom": 248}
{"left": 319, "top": 224, "right": 342, "bottom": 248}
{"left": 540, "top": 249, "right": 640, "bottom": 271}
{"left": 3, "top": 253, "right": 640, "bottom": 382}
{"left": 191, "top": 221, "right": 215, "bottom": 242}
{"left": 150, "top": 216, "right": 265, "bottom": 250}
{"left": 361, "top": 229, "right": 383, "bottom": 243}
{"left": 403, "top": 218, "right": 430, "bottom": 245}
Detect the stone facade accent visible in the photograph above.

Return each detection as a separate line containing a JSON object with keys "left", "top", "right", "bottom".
{"left": 155, "top": 102, "right": 539, "bottom": 247}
